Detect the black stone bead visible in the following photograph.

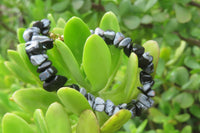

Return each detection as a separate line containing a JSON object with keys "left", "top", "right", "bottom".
{"left": 43, "top": 75, "right": 68, "bottom": 91}
{"left": 85, "top": 93, "right": 95, "bottom": 108}
{"left": 41, "top": 28, "right": 49, "bottom": 35}
{"left": 137, "top": 93, "right": 154, "bottom": 108}
{"left": 68, "top": 84, "right": 80, "bottom": 91}
{"left": 79, "top": 88, "right": 87, "bottom": 96}
{"left": 113, "top": 32, "right": 125, "bottom": 46}
{"left": 137, "top": 83, "right": 151, "bottom": 94}
{"left": 37, "top": 60, "right": 52, "bottom": 73}
{"left": 113, "top": 106, "right": 120, "bottom": 114}
{"left": 41, "top": 19, "right": 51, "bottom": 28}
{"left": 23, "top": 27, "right": 40, "bottom": 42}
{"left": 39, "top": 66, "right": 57, "bottom": 81}
{"left": 40, "top": 39, "right": 54, "bottom": 49}
{"left": 132, "top": 44, "right": 145, "bottom": 57}
{"left": 140, "top": 71, "right": 153, "bottom": 85}
{"left": 118, "top": 37, "right": 132, "bottom": 49}
{"left": 103, "top": 30, "right": 115, "bottom": 44}
{"left": 25, "top": 41, "right": 46, "bottom": 56}
{"left": 90, "top": 30, "right": 94, "bottom": 34}
{"left": 129, "top": 106, "right": 136, "bottom": 117}
{"left": 94, "top": 27, "right": 104, "bottom": 36}
{"left": 30, "top": 54, "right": 48, "bottom": 66}
{"left": 123, "top": 43, "right": 133, "bottom": 57}
{"left": 143, "top": 62, "right": 154, "bottom": 74}
{"left": 127, "top": 99, "right": 137, "bottom": 109}
{"left": 138, "top": 53, "right": 153, "bottom": 69}
{"left": 31, "top": 35, "right": 50, "bottom": 42}
{"left": 118, "top": 103, "right": 127, "bottom": 109}
{"left": 32, "top": 21, "right": 44, "bottom": 30}
{"left": 93, "top": 97, "right": 105, "bottom": 112}
{"left": 147, "top": 90, "right": 155, "bottom": 97}
{"left": 105, "top": 100, "right": 115, "bottom": 116}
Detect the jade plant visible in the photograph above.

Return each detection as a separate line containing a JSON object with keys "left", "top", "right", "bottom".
{"left": 1, "top": 12, "right": 159, "bottom": 133}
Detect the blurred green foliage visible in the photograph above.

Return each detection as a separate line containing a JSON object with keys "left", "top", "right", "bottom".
{"left": 0, "top": 0, "right": 200, "bottom": 133}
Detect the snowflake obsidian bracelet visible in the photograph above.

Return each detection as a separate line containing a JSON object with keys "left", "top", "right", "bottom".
{"left": 23, "top": 19, "right": 155, "bottom": 117}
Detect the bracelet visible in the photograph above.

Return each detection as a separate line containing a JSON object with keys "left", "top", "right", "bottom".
{"left": 23, "top": 19, "right": 155, "bottom": 117}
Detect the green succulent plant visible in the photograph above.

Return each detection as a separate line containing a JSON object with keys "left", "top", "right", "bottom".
{"left": 1, "top": 11, "right": 160, "bottom": 133}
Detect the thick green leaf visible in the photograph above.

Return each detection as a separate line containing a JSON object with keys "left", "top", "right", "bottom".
{"left": 141, "top": 15, "right": 153, "bottom": 24}
{"left": 123, "top": 15, "right": 140, "bottom": 30}
{"left": 145, "top": 0, "right": 157, "bottom": 11}
{"left": 184, "top": 56, "right": 200, "bottom": 69}
{"left": 64, "top": 16, "right": 91, "bottom": 65}
{"left": 12, "top": 88, "right": 60, "bottom": 113}
{"left": 101, "top": 109, "right": 131, "bottom": 133}
{"left": 170, "top": 67, "right": 189, "bottom": 86}
{"left": 77, "top": 110, "right": 100, "bottom": 133}
{"left": 149, "top": 108, "right": 168, "bottom": 124}
{"left": 182, "top": 74, "right": 200, "bottom": 90}
{"left": 34, "top": 109, "right": 49, "bottom": 133}
{"left": 189, "top": 104, "right": 200, "bottom": 118}
{"left": 57, "top": 87, "right": 92, "bottom": 115}
{"left": 99, "top": 11, "right": 120, "bottom": 32}
{"left": 52, "top": 0, "right": 69, "bottom": 12}
{"left": 45, "top": 102, "right": 71, "bottom": 133}
{"left": 173, "top": 92, "right": 194, "bottom": 109}
{"left": 83, "top": 34, "right": 112, "bottom": 92}
{"left": 72, "top": 0, "right": 84, "bottom": 10}
{"left": 52, "top": 28, "right": 64, "bottom": 35}
{"left": 137, "top": 119, "right": 148, "bottom": 133}
{"left": 175, "top": 113, "right": 190, "bottom": 122}
{"left": 181, "top": 125, "right": 192, "bottom": 133}
{"left": 2, "top": 113, "right": 34, "bottom": 133}
{"left": 17, "top": 28, "right": 26, "bottom": 43}
{"left": 55, "top": 39, "right": 90, "bottom": 88}
{"left": 143, "top": 40, "right": 160, "bottom": 76}
{"left": 174, "top": 4, "right": 191, "bottom": 23}
{"left": 47, "top": 14, "right": 56, "bottom": 30}
{"left": 56, "top": 18, "right": 66, "bottom": 28}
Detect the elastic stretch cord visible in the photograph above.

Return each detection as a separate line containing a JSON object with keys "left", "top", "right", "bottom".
{"left": 23, "top": 19, "right": 155, "bottom": 117}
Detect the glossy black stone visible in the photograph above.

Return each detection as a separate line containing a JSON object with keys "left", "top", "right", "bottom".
{"left": 94, "top": 27, "right": 104, "bottom": 36}
{"left": 137, "top": 93, "right": 154, "bottom": 108}
{"left": 93, "top": 97, "right": 105, "bottom": 112}
{"left": 23, "top": 27, "right": 40, "bottom": 42}
{"left": 37, "top": 60, "right": 52, "bottom": 73}
{"left": 140, "top": 71, "right": 153, "bottom": 85}
{"left": 31, "top": 35, "right": 50, "bottom": 42}
{"left": 129, "top": 106, "right": 136, "bottom": 117}
{"left": 103, "top": 30, "right": 116, "bottom": 44}
{"left": 118, "top": 37, "right": 132, "bottom": 49}
{"left": 138, "top": 83, "right": 151, "bottom": 94}
{"left": 79, "top": 88, "right": 87, "bottom": 96}
{"left": 138, "top": 52, "right": 153, "bottom": 69}
{"left": 30, "top": 54, "right": 48, "bottom": 66}
{"left": 113, "top": 106, "right": 120, "bottom": 114}
{"left": 39, "top": 66, "right": 57, "bottom": 81}
{"left": 90, "top": 30, "right": 94, "bottom": 34}
{"left": 143, "top": 62, "right": 154, "bottom": 74}
{"left": 68, "top": 84, "right": 80, "bottom": 91}
{"left": 118, "top": 103, "right": 127, "bottom": 109}
{"left": 41, "top": 19, "right": 51, "bottom": 28}
{"left": 85, "top": 93, "right": 95, "bottom": 108}
{"left": 42, "top": 28, "right": 49, "bottom": 35}
{"left": 123, "top": 43, "right": 133, "bottom": 57}
{"left": 105, "top": 100, "right": 115, "bottom": 116}
{"left": 147, "top": 90, "right": 155, "bottom": 97}
{"left": 132, "top": 44, "right": 145, "bottom": 57}
{"left": 25, "top": 41, "right": 46, "bottom": 56}
{"left": 113, "top": 32, "right": 125, "bottom": 46}
{"left": 39, "top": 39, "right": 54, "bottom": 49}
{"left": 43, "top": 75, "right": 68, "bottom": 91}
{"left": 32, "top": 21, "right": 43, "bottom": 30}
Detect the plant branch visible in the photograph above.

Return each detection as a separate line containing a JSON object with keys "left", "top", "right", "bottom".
{"left": 188, "top": 1, "right": 200, "bottom": 8}
{"left": 174, "top": 32, "right": 200, "bottom": 47}
{"left": 92, "top": 0, "right": 105, "bottom": 12}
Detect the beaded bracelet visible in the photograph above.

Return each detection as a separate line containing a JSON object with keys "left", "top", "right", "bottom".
{"left": 23, "top": 19, "right": 155, "bottom": 117}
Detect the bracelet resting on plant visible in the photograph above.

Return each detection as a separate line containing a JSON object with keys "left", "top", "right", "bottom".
{"left": 23, "top": 19, "right": 155, "bottom": 117}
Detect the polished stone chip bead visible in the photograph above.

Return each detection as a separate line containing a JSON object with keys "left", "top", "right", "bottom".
{"left": 137, "top": 93, "right": 154, "bottom": 108}
{"left": 123, "top": 43, "right": 133, "bottom": 57}
{"left": 118, "top": 103, "right": 127, "bottom": 109}
{"left": 31, "top": 35, "right": 50, "bottom": 42}
{"left": 113, "top": 32, "right": 125, "bottom": 46}
{"left": 79, "top": 88, "right": 87, "bottom": 96}
{"left": 30, "top": 54, "right": 48, "bottom": 66}
{"left": 118, "top": 37, "right": 132, "bottom": 49}
{"left": 147, "top": 90, "right": 155, "bottom": 97}
{"left": 23, "top": 27, "right": 41, "bottom": 42}
{"left": 39, "top": 66, "right": 57, "bottom": 81}
{"left": 129, "top": 106, "right": 136, "bottom": 117}
{"left": 139, "top": 52, "right": 153, "bottom": 69}
{"left": 136, "top": 102, "right": 148, "bottom": 111}
{"left": 25, "top": 41, "right": 46, "bottom": 56}
{"left": 90, "top": 30, "right": 94, "bottom": 34}
{"left": 105, "top": 100, "right": 115, "bottom": 116}
{"left": 138, "top": 83, "right": 151, "bottom": 93}
{"left": 42, "top": 28, "right": 49, "bottom": 35}
{"left": 140, "top": 71, "right": 153, "bottom": 85}
{"left": 41, "top": 19, "right": 51, "bottom": 28}
{"left": 39, "top": 39, "right": 54, "bottom": 49}
{"left": 68, "top": 84, "right": 80, "bottom": 91}
{"left": 43, "top": 75, "right": 68, "bottom": 91}
{"left": 32, "top": 21, "right": 44, "bottom": 30}
{"left": 93, "top": 97, "right": 105, "bottom": 112}
{"left": 37, "top": 60, "right": 52, "bottom": 73}
{"left": 143, "top": 62, "right": 154, "bottom": 74}
{"left": 94, "top": 27, "right": 104, "bottom": 36}
{"left": 104, "top": 30, "right": 116, "bottom": 40}
{"left": 113, "top": 106, "right": 120, "bottom": 114}
{"left": 85, "top": 93, "right": 95, "bottom": 108}
{"left": 132, "top": 44, "right": 145, "bottom": 57}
